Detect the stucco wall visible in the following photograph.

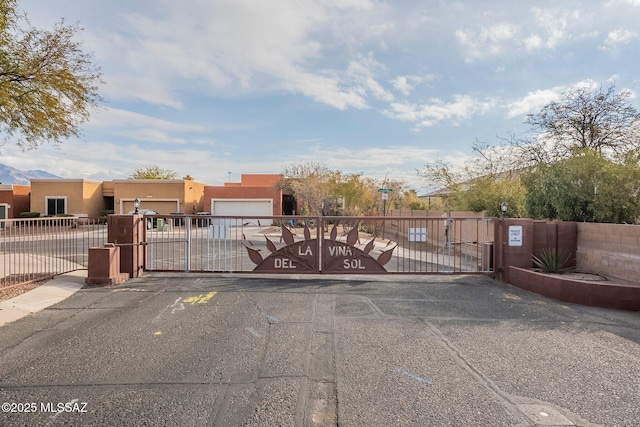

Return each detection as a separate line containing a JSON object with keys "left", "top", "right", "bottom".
{"left": 183, "top": 178, "right": 205, "bottom": 213}
{"left": 30, "top": 180, "right": 104, "bottom": 216}
{"left": 239, "top": 174, "right": 282, "bottom": 187}
{"left": 111, "top": 178, "right": 205, "bottom": 214}
{"left": 0, "top": 184, "right": 30, "bottom": 218}
{"left": 576, "top": 222, "right": 640, "bottom": 283}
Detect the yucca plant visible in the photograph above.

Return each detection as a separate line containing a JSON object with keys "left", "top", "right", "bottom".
{"left": 532, "top": 248, "right": 572, "bottom": 274}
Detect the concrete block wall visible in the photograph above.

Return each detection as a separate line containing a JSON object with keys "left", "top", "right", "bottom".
{"left": 577, "top": 223, "right": 640, "bottom": 283}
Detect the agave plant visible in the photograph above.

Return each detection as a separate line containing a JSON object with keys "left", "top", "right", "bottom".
{"left": 532, "top": 248, "right": 573, "bottom": 274}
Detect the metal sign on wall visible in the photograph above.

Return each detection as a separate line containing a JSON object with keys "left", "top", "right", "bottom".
{"left": 243, "top": 222, "right": 395, "bottom": 274}
{"left": 508, "top": 225, "right": 523, "bottom": 247}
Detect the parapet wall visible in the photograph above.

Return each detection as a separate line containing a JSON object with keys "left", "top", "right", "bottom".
{"left": 576, "top": 222, "right": 640, "bottom": 283}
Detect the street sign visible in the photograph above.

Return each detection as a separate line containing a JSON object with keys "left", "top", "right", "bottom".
{"left": 381, "top": 193, "right": 388, "bottom": 200}
{"left": 378, "top": 188, "right": 393, "bottom": 193}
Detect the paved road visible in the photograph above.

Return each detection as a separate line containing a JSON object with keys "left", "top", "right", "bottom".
{"left": 1, "top": 273, "right": 639, "bottom": 426}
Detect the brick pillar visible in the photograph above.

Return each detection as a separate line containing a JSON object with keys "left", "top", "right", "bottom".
{"left": 85, "top": 243, "right": 130, "bottom": 286}
{"left": 107, "top": 215, "right": 145, "bottom": 278}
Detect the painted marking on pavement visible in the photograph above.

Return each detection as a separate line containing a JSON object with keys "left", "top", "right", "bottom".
{"left": 183, "top": 292, "right": 217, "bottom": 305}
{"left": 396, "top": 368, "right": 433, "bottom": 385}
{"left": 44, "top": 398, "right": 79, "bottom": 426}
{"left": 170, "top": 297, "right": 185, "bottom": 313}
{"left": 245, "top": 327, "right": 261, "bottom": 338}
{"left": 261, "top": 312, "right": 279, "bottom": 323}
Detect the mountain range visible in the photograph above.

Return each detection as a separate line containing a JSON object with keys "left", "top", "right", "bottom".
{"left": 0, "top": 163, "right": 60, "bottom": 185}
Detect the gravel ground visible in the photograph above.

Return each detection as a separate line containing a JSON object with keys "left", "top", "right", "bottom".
{"left": 0, "top": 276, "right": 50, "bottom": 302}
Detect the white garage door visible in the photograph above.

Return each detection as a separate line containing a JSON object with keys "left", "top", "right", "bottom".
{"left": 211, "top": 199, "right": 273, "bottom": 226}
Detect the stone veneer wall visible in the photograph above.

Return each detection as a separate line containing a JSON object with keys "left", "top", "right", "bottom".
{"left": 576, "top": 223, "right": 640, "bottom": 283}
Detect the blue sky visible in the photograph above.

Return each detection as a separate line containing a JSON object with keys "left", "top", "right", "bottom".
{"left": 3, "top": 0, "right": 640, "bottom": 193}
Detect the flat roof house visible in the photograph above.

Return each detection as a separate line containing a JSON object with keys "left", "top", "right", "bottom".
{"left": 111, "top": 175, "right": 205, "bottom": 215}
{"left": 0, "top": 184, "right": 31, "bottom": 219}
{"left": 203, "top": 174, "right": 298, "bottom": 217}
{"left": 30, "top": 179, "right": 105, "bottom": 217}
{"left": 29, "top": 175, "right": 206, "bottom": 217}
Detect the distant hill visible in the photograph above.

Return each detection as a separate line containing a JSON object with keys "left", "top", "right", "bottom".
{"left": 0, "top": 163, "right": 60, "bottom": 185}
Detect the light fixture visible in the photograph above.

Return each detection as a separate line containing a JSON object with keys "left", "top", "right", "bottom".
{"left": 500, "top": 201, "right": 508, "bottom": 218}
{"left": 134, "top": 198, "right": 140, "bottom": 214}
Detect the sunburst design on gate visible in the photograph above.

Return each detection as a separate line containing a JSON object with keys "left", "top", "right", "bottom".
{"left": 242, "top": 222, "right": 396, "bottom": 273}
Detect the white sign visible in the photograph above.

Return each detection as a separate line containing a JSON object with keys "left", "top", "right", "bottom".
{"left": 408, "top": 228, "right": 427, "bottom": 242}
{"left": 381, "top": 193, "right": 389, "bottom": 200}
{"left": 508, "top": 225, "right": 523, "bottom": 246}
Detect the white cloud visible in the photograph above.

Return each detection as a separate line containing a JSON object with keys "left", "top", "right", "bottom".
{"left": 383, "top": 95, "right": 496, "bottom": 129}
{"left": 391, "top": 75, "right": 431, "bottom": 96}
{"left": 505, "top": 79, "right": 602, "bottom": 119}
{"left": 530, "top": 7, "right": 569, "bottom": 49}
{"left": 599, "top": 28, "right": 637, "bottom": 50}
{"left": 85, "top": 107, "right": 209, "bottom": 145}
{"left": 455, "top": 23, "right": 518, "bottom": 61}
{"left": 88, "top": 107, "right": 205, "bottom": 133}
{"left": 606, "top": 0, "right": 640, "bottom": 6}
{"left": 87, "top": 0, "right": 395, "bottom": 111}
{"left": 345, "top": 54, "right": 395, "bottom": 103}
{"left": 524, "top": 35, "right": 544, "bottom": 52}
{"left": 506, "top": 89, "right": 562, "bottom": 119}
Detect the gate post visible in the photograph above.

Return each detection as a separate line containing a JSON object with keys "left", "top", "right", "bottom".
{"left": 107, "top": 214, "right": 145, "bottom": 278}
{"left": 494, "top": 218, "right": 534, "bottom": 283}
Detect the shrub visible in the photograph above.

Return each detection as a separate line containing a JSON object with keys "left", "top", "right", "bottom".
{"left": 18, "top": 212, "right": 41, "bottom": 218}
{"left": 532, "top": 248, "right": 572, "bottom": 274}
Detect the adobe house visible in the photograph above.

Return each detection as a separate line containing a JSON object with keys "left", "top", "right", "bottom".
{"left": 110, "top": 175, "right": 205, "bottom": 214}
{"left": 203, "top": 174, "right": 298, "bottom": 216}
{"left": 30, "top": 179, "right": 105, "bottom": 217}
{"left": 0, "top": 184, "right": 31, "bottom": 219}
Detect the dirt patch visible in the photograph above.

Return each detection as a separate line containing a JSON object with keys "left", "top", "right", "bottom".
{"left": 559, "top": 272, "right": 608, "bottom": 281}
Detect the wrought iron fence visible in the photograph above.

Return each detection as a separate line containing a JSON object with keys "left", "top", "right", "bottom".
{"left": 144, "top": 215, "right": 494, "bottom": 274}
{"left": 0, "top": 217, "right": 108, "bottom": 288}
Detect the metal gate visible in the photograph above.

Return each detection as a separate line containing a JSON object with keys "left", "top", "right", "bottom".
{"left": 143, "top": 215, "right": 494, "bottom": 274}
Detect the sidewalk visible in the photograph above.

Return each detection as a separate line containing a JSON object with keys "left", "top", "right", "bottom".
{"left": 0, "top": 270, "right": 86, "bottom": 327}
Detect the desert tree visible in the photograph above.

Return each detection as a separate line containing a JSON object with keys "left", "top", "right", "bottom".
{"left": 0, "top": 0, "right": 102, "bottom": 149}
{"left": 277, "top": 161, "right": 336, "bottom": 216}
{"left": 524, "top": 84, "right": 640, "bottom": 161}
{"left": 128, "top": 164, "right": 178, "bottom": 180}
{"left": 522, "top": 149, "right": 640, "bottom": 223}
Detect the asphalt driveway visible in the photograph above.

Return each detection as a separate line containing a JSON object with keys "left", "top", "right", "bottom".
{"left": 1, "top": 273, "right": 639, "bottom": 426}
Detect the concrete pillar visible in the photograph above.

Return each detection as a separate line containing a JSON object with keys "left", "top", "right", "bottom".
{"left": 108, "top": 214, "right": 145, "bottom": 278}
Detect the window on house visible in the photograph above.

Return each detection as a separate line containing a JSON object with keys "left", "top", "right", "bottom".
{"left": 46, "top": 198, "right": 66, "bottom": 215}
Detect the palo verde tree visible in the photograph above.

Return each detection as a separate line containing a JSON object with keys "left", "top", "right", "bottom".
{"left": 0, "top": 0, "right": 102, "bottom": 149}
{"left": 128, "top": 164, "right": 178, "bottom": 180}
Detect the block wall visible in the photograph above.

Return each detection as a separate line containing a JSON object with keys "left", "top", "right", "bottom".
{"left": 576, "top": 223, "right": 640, "bottom": 283}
